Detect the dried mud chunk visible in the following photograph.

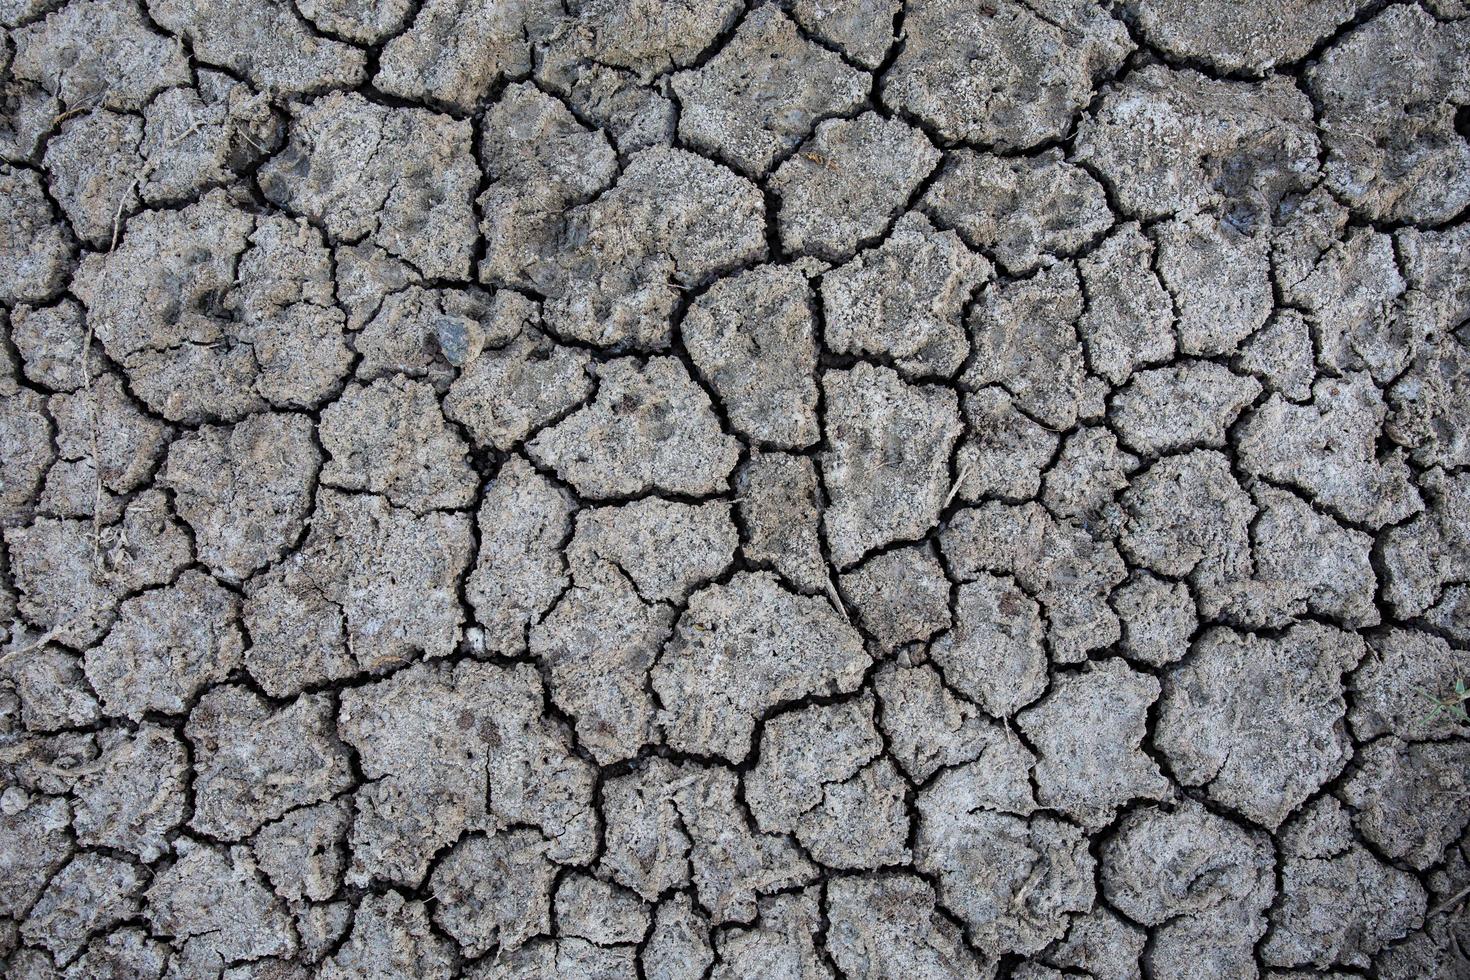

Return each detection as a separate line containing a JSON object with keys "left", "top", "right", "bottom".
{"left": 1388, "top": 337, "right": 1470, "bottom": 470}
{"left": 319, "top": 891, "right": 453, "bottom": 980}
{"left": 772, "top": 113, "right": 940, "bottom": 263}
{"left": 0, "top": 165, "right": 71, "bottom": 306}
{"left": 1111, "top": 361, "right": 1260, "bottom": 457}
{"left": 826, "top": 873, "right": 993, "bottom": 979}
{"left": 1042, "top": 906, "right": 1146, "bottom": 980}
{"left": 1075, "top": 66, "right": 1319, "bottom": 227}
{"left": 9, "top": 300, "right": 94, "bottom": 394}
{"left": 160, "top": 413, "right": 318, "bottom": 582}
{"left": 672, "top": 5, "right": 868, "bottom": 178}
{"left": 1154, "top": 213, "right": 1273, "bottom": 356}
{"left": 1077, "top": 222, "right": 1174, "bottom": 386}
{"left": 734, "top": 452, "right": 827, "bottom": 595}
{"left": 244, "top": 490, "right": 472, "bottom": 693}
{"left": 940, "top": 502, "right": 1126, "bottom": 662}
{"left": 1238, "top": 374, "right": 1421, "bottom": 530}
{"left": 556, "top": 873, "right": 649, "bottom": 945}
{"left": 1016, "top": 660, "right": 1169, "bottom": 828}
{"left": 746, "top": 696, "right": 881, "bottom": 833}
{"left": 1042, "top": 426, "right": 1135, "bottom": 530}
{"left": 839, "top": 544, "right": 951, "bottom": 653}
{"left": 822, "top": 211, "right": 988, "bottom": 380}
{"left": 1341, "top": 737, "right": 1470, "bottom": 871}
{"left": 874, "top": 661, "right": 1003, "bottom": 782}
{"left": 1, "top": 635, "right": 98, "bottom": 731}
{"left": 1101, "top": 801, "right": 1275, "bottom": 979}
{"left": 528, "top": 357, "right": 740, "bottom": 499}
{"left": 41, "top": 109, "right": 142, "bottom": 248}
{"left": 354, "top": 284, "right": 502, "bottom": 389}
{"left": 338, "top": 660, "right": 595, "bottom": 886}
{"left": 259, "top": 94, "right": 478, "bottom": 279}
{"left": 319, "top": 377, "right": 477, "bottom": 513}
{"left": 374, "top": 0, "right": 556, "bottom": 112}
{"left": 1265, "top": 834, "right": 1426, "bottom": 968}
{"left": 883, "top": 0, "right": 1130, "bottom": 149}
{"left": 84, "top": 571, "right": 244, "bottom": 721}
{"left": 530, "top": 551, "right": 675, "bottom": 764}
{"left": 429, "top": 830, "right": 557, "bottom": 957}
{"left": 1397, "top": 222, "right": 1470, "bottom": 341}
{"left": 140, "top": 73, "right": 284, "bottom": 206}
{"left": 683, "top": 264, "right": 820, "bottom": 449}
{"left": 145, "top": 841, "right": 296, "bottom": 972}
{"left": 1380, "top": 469, "right": 1470, "bottom": 619}
{"left": 797, "top": 757, "right": 911, "bottom": 869}
{"left": 22, "top": 853, "right": 142, "bottom": 965}
{"left": 466, "top": 457, "right": 575, "bottom": 657}
{"left": 62, "top": 927, "right": 167, "bottom": 980}
{"left": 0, "top": 794, "right": 70, "bottom": 919}
{"left": 1126, "top": 0, "right": 1364, "bottom": 74}
{"left": 929, "top": 573, "right": 1046, "bottom": 718}
{"left": 11, "top": 0, "right": 190, "bottom": 110}
{"left": 643, "top": 896, "right": 713, "bottom": 980}
{"left": 445, "top": 329, "right": 592, "bottom": 452}
{"left": 469, "top": 938, "right": 637, "bottom": 980}
{"left": 186, "top": 686, "right": 353, "bottom": 841}
{"left": 1280, "top": 227, "right": 1410, "bottom": 382}
{"left": 146, "top": 0, "right": 364, "bottom": 95}
{"left": 1350, "top": 628, "right": 1470, "bottom": 742}
{"left": 1309, "top": 5, "right": 1470, "bottom": 225}
{"left": 0, "top": 383, "right": 52, "bottom": 528}
{"left": 251, "top": 801, "right": 351, "bottom": 903}
{"left": 1156, "top": 623, "right": 1363, "bottom": 829}
{"left": 568, "top": 499, "right": 736, "bottom": 604}
{"left": 915, "top": 790, "right": 1093, "bottom": 956}
{"left": 653, "top": 572, "right": 868, "bottom": 762}
{"left": 1236, "top": 311, "right": 1317, "bottom": 402}
{"left": 476, "top": 82, "right": 617, "bottom": 291}
{"left": 41, "top": 371, "right": 168, "bottom": 523}
{"left": 954, "top": 387, "right": 1058, "bottom": 503}
{"left": 1112, "top": 572, "right": 1195, "bottom": 668}
{"left": 821, "top": 363, "right": 959, "bottom": 568}
{"left": 792, "top": 0, "right": 897, "bottom": 68}
{"left": 1120, "top": 449, "right": 1254, "bottom": 587}
{"left": 542, "top": 147, "right": 766, "bottom": 350}
{"left": 923, "top": 149, "right": 1112, "bottom": 277}
{"left": 334, "top": 244, "right": 416, "bottom": 332}
{"left": 72, "top": 194, "right": 349, "bottom": 423}
{"left": 295, "top": 0, "right": 412, "bottom": 44}
{"left": 545, "top": 0, "right": 740, "bottom": 81}
{"left": 963, "top": 262, "right": 1093, "bottom": 431}
{"left": 711, "top": 889, "right": 828, "bottom": 979}
{"left": 70, "top": 725, "right": 186, "bottom": 862}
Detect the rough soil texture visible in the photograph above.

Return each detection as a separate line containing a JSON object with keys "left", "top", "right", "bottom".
{"left": 2, "top": 1, "right": 1470, "bottom": 978}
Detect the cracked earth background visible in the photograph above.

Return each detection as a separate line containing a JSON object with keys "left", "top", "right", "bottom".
{"left": 2, "top": 0, "right": 1470, "bottom": 976}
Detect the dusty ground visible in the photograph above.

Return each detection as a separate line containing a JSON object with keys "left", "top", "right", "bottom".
{"left": 1, "top": 0, "right": 1469, "bottom": 976}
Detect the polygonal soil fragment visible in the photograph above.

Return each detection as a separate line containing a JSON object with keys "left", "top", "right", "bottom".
{"left": 874, "top": 660, "right": 1004, "bottom": 782}
{"left": 555, "top": 872, "right": 649, "bottom": 945}
{"left": 1075, "top": 65, "right": 1319, "bottom": 229}
{"left": 1126, "top": 0, "right": 1364, "bottom": 74}
{"left": 186, "top": 685, "right": 354, "bottom": 841}
{"left": 0, "top": 377, "right": 53, "bottom": 528}
{"left": 1155, "top": 622, "right": 1363, "bottom": 828}
{"left": 734, "top": 451, "right": 828, "bottom": 595}
{"left": 928, "top": 572, "right": 1046, "bottom": 719}
{"left": 822, "top": 211, "right": 987, "bottom": 380}
{"left": 820, "top": 362, "right": 959, "bottom": 568}
{"left": 1, "top": 635, "right": 98, "bottom": 731}
{"left": 1380, "top": 468, "right": 1470, "bottom": 619}
{"left": 243, "top": 490, "right": 472, "bottom": 694}
{"left": 923, "top": 149, "right": 1113, "bottom": 278}
{"left": 671, "top": 4, "right": 869, "bottom": 178}
{"left": 652, "top": 571, "right": 869, "bottom": 762}
{"left": 528, "top": 356, "right": 740, "bottom": 499}
{"left": 354, "top": 284, "right": 504, "bottom": 389}
{"left": 1102, "top": 800, "right": 1276, "bottom": 979}
{"left": 643, "top": 895, "right": 714, "bottom": 980}
{"left": 0, "top": 165, "right": 72, "bottom": 306}
{"left": 772, "top": 112, "right": 940, "bottom": 263}
{"left": 1077, "top": 222, "right": 1175, "bottom": 386}
{"left": 1349, "top": 628, "right": 1470, "bottom": 742}
{"left": 0, "top": 793, "right": 71, "bottom": 922}
{"left": 42, "top": 109, "right": 143, "bottom": 249}
{"left": 11, "top": 0, "right": 191, "bottom": 110}
{"left": 797, "top": 756, "right": 910, "bottom": 869}
{"left": 683, "top": 263, "right": 820, "bottom": 449}
{"left": 9, "top": 299, "right": 94, "bottom": 394}
{"left": 374, "top": 0, "right": 556, "bottom": 112}
{"left": 22, "top": 852, "right": 143, "bottom": 965}
{"left": 745, "top": 696, "right": 881, "bottom": 833}
{"left": 296, "top": 0, "right": 413, "bottom": 43}
{"left": 953, "top": 387, "right": 1058, "bottom": 503}
{"left": 792, "top": 0, "right": 898, "bottom": 69}
{"left": 84, "top": 570, "right": 244, "bottom": 721}
{"left": 70, "top": 724, "right": 187, "bottom": 862}
{"left": 1120, "top": 449, "right": 1254, "bottom": 590}
{"left": 882, "top": 0, "right": 1130, "bottom": 149}
{"left": 319, "top": 891, "right": 454, "bottom": 980}
{"left": 319, "top": 377, "right": 479, "bottom": 513}
{"left": 1041, "top": 907, "right": 1146, "bottom": 980}
{"left": 826, "top": 874, "right": 992, "bottom": 978}
{"left": 1236, "top": 311, "right": 1318, "bottom": 402}
{"left": 466, "top": 456, "right": 575, "bottom": 657}
{"left": 567, "top": 498, "right": 736, "bottom": 604}
{"left": 259, "top": 93, "right": 479, "bottom": 279}
{"left": 139, "top": 71, "right": 284, "bottom": 206}
{"left": 839, "top": 544, "right": 951, "bottom": 653}
{"left": 539, "top": 147, "right": 766, "bottom": 350}
{"left": 1387, "top": 336, "right": 1470, "bottom": 471}
{"left": 252, "top": 800, "right": 351, "bottom": 903}
{"left": 1309, "top": 6, "right": 1470, "bottom": 225}
{"left": 338, "top": 660, "right": 595, "bottom": 887}
{"left": 1155, "top": 213, "right": 1274, "bottom": 357}
{"left": 711, "top": 889, "right": 828, "bottom": 977}
{"left": 429, "top": 830, "right": 557, "bottom": 957}
{"left": 41, "top": 370, "right": 169, "bottom": 524}
{"left": 1111, "top": 360, "right": 1260, "bottom": 456}
{"left": 1340, "top": 737, "right": 1470, "bottom": 871}
{"left": 160, "top": 412, "right": 321, "bottom": 581}
{"left": 1016, "top": 659, "right": 1169, "bottom": 827}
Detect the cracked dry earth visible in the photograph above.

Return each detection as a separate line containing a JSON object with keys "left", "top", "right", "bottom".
{"left": 4, "top": 1, "right": 1470, "bottom": 979}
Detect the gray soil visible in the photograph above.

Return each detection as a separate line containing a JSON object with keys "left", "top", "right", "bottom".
{"left": 2, "top": 0, "right": 1470, "bottom": 977}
